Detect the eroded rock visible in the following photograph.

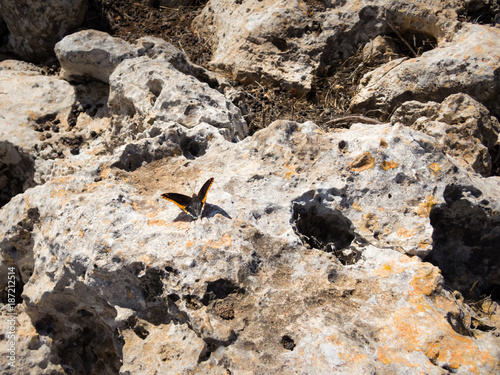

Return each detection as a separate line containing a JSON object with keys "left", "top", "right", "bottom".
{"left": 351, "top": 23, "right": 500, "bottom": 118}
{"left": 0, "top": 0, "right": 86, "bottom": 62}
{"left": 391, "top": 93, "right": 500, "bottom": 176}
{"left": 1, "top": 120, "right": 499, "bottom": 374}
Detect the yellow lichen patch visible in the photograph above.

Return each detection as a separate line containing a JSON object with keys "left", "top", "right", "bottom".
{"left": 377, "top": 346, "right": 421, "bottom": 367}
{"left": 349, "top": 152, "right": 375, "bottom": 172}
{"left": 379, "top": 138, "right": 388, "bottom": 148}
{"left": 418, "top": 240, "right": 431, "bottom": 250}
{"left": 361, "top": 213, "right": 379, "bottom": 234}
{"left": 389, "top": 307, "right": 498, "bottom": 374}
{"left": 373, "top": 261, "right": 404, "bottom": 278}
{"left": 378, "top": 206, "right": 385, "bottom": 212}
{"left": 284, "top": 164, "right": 298, "bottom": 179}
{"left": 381, "top": 160, "right": 398, "bottom": 170}
{"left": 410, "top": 264, "right": 442, "bottom": 296}
{"left": 209, "top": 234, "right": 232, "bottom": 249}
{"left": 78, "top": 230, "right": 84, "bottom": 238}
{"left": 138, "top": 254, "right": 155, "bottom": 265}
{"left": 396, "top": 228, "right": 416, "bottom": 238}
{"left": 429, "top": 163, "right": 440, "bottom": 173}
{"left": 100, "top": 166, "right": 111, "bottom": 179}
{"left": 415, "top": 196, "right": 438, "bottom": 217}
{"left": 185, "top": 240, "right": 194, "bottom": 247}
{"left": 352, "top": 202, "right": 363, "bottom": 212}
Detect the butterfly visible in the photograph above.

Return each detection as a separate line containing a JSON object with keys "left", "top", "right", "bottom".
{"left": 161, "top": 178, "right": 214, "bottom": 220}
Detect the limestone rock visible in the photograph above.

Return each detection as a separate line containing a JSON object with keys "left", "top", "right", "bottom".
{"left": 193, "top": 0, "right": 461, "bottom": 91}
{"left": 55, "top": 30, "right": 138, "bottom": 84}
{"left": 1, "top": 120, "right": 499, "bottom": 374}
{"left": 391, "top": 93, "right": 500, "bottom": 176}
{"left": 0, "top": 62, "right": 75, "bottom": 150}
{"left": 0, "top": 0, "right": 86, "bottom": 62}
{"left": 351, "top": 23, "right": 500, "bottom": 118}
{"left": 108, "top": 57, "right": 248, "bottom": 142}
{"left": 55, "top": 31, "right": 226, "bottom": 88}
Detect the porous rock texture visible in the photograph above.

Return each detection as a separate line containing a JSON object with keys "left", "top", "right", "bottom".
{"left": 192, "top": 0, "right": 462, "bottom": 92}
{"left": 1, "top": 4, "right": 500, "bottom": 375}
{"left": 351, "top": 23, "right": 500, "bottom": 119}
{"left": 0, "top": 0, "right": 87, "bottom": 62}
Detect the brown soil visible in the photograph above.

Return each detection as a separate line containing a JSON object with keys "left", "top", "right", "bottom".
{"left": 80, "top": 0, "right": 439, "bottom": 134}
{"left": 83, "top": 0, "right": 377, "bottom": 134}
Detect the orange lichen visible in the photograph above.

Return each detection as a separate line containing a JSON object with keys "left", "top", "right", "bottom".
{"left": 379, "top": 138, "right": 389, "bottom": 148}
{"left": 429, "top": 163, "right": 440, "bottom": 174}
{"left": 373, "top": 261, "right": 404, "bottom": 278}
{"left": 381, "top": 160, "right": 398, "bottom": 170}
{"left": 410, "top": 264, "right": 442, "bottom": 296}
{"left": 209, "top": 234, "right": 232, "bottom": 248}
{"left": 185, "top": 240, "right": 194, "bottom": 247}
{"left": 415, "top": 196, "right": 438, "bottom": 217}
{"left": 349, "top": 152, "right": 375, "bottom": 172}
{"left": 284, "top": 164, "right": 298, "bottom": 179}
{"left": 396, "top": 228, "right": 416, "bottom": 238}
{"left": 352, "top": 202, "right": 363, "bottom": 212}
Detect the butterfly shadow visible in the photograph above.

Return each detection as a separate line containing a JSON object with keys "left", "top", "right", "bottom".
{"left": 171, "top": 203, "right": 232, "bottom": 222}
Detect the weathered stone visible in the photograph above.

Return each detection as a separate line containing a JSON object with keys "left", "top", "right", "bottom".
{"left": 351, "top": 23, "right": 500, "bottom": 118}
{"left": 55, "top": 30, "right": 138, "bottom": 84}
{"left": 55, "top": 31, "right": 226, "bottom": 88}
{"left": 0, "top": 0, "right": 86, "bottom": 62}
{"left": 1, "top": 120, "right": 499, "bottom": 374}
{"left": 362, "top": 35, "right": 400, "bottom": 65}
{"left": 0, "top": 63, "right": 75, "bottom": 149}
{"left": 391, "top": 93, "right": 500, "bottom": 176}
{"left": 108, "top": 56, "right": 247, "bottom": 142}
{"left": 193, "top": 0, "right": 461, "bottom": 91}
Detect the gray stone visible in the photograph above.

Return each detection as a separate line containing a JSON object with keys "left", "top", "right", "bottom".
{"left": 351, "top": 23, "right": 500, "bottom": 118}
{"left": 1, "top": 120, "right": 499, "bottom": 374}
{"left": 0, "top": 0, "right": 86, "bottom": 62}
{"left": 55, "top": 30, "right": 138, "bottom": 84}
{"left": 108, "top": 57, "right": 248, "bottom": 142}
{"left": 193, "top": 0, "right": 461, "bottom": 91}
{"left": 391, "top": 93, "right": 500, "bottom": 176}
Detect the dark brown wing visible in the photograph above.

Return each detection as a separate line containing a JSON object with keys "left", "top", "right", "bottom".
{"left": 197, "top": 178, "right": 214, "bottom": 204}
{"left": 161, "top": 193, "right": 193, "bottom": 213}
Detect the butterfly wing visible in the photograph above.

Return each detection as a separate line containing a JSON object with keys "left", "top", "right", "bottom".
{"left": 197, "top": 178, "right": 214, "bottom": 204}
{"left": 161, "top": 193, "right": 193, "bottom": 214}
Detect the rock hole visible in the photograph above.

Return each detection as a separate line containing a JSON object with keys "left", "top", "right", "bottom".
{"left": 281, "top": 335, "right": 295, "bottom": 350}
{"left": 197, "top": 332, "right": 238, "bottom": 363}
{"left": 458, "top": 0, "right": 500, "bottom": 24}
{"left": 0, "top": 141, "right": 36, "bottom": 208}
{"left": 384, "top": 29, "right": 437, "bottom": 57}
{"left": 291, "top": 192, "right": 360, "bottom": 264}
{"left": 180, "top": 135, "right": 208, "bottom": 159}
{"left": 424, "top": 184, "right": 500, "bottom": 302}
{"left": 201, "top": 279, "right": 245, "bottom": 306}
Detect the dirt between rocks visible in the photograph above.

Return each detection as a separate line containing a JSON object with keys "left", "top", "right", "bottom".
{"left": 78, "top": 0, "right": 432, "bottom": 134}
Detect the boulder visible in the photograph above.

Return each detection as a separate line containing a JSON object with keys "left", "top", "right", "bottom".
{"left": 55, "top": 30, "right": 138, "bottom": 84}
{"left": 0, "top": 0, "right": 87, "bottom": 62}
{"left": 391, "top": 93, "right": 500, "bottom": 176}
{"left": 1, "top": 120, "right": 499, "bottom": 374}
{"left": 55, "top": 30, "right": 226, "bottom": 88}
{"left": 108, "top": 56, "right": 248, "bottom": 142}
{"left": 192, "top": 0, "right": 461, "bottom": 91}
{"left": 351, "top": 24, "right": 500, "bottom": 118}
{"left": 0, "top": 61, "right": 75, "bottom": 150}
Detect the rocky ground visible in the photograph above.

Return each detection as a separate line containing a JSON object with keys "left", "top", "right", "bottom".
{"left": 1, "top": 0, "right": 500, "bottom": 374}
